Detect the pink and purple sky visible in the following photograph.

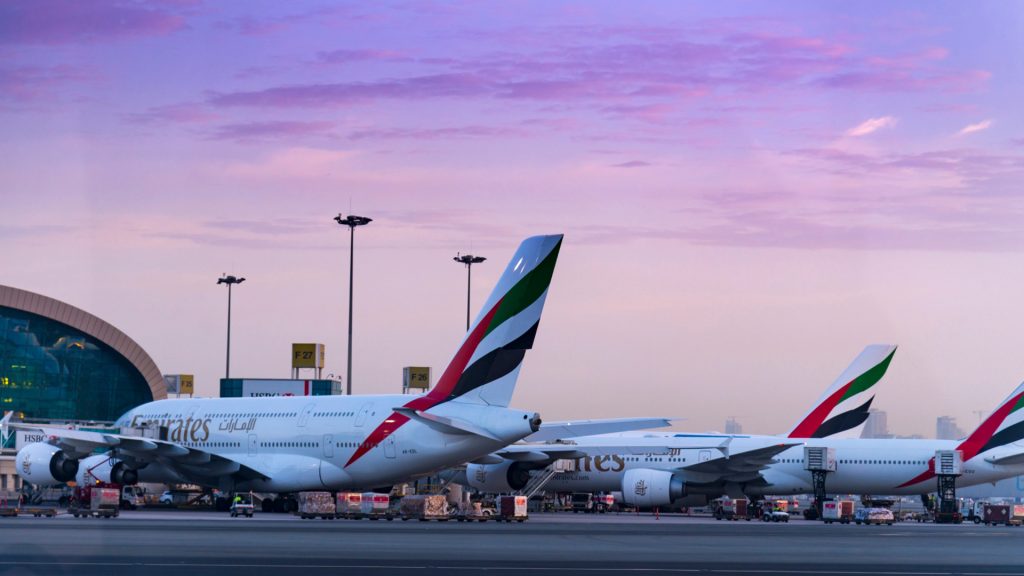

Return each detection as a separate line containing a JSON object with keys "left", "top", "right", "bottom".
{"left": 3, "top": 1, "right": 1024, "bottom": 436}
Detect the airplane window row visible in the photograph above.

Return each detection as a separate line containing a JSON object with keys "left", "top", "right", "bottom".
{"left": 261, "top": 441, "right": 318, "bottom": 448}
{"left": 314, "top": 411, "right": 355, "bottom": 418}
{"left": 209, "top": 412, "right": 297, "bottom": 418}
{"left": 777, "top": 458, "right": 927, "bottom": 466}
{"left": 183, "top": 441, "right": 240, "bottom": 448}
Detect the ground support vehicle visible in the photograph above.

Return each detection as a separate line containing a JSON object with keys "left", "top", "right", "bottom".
{"left": 822, "top": 500, "right": 855, "bottom": 524}
{"left": 71, "top": 486, "right": 120, "bottom": 518}
{"left": 399, "top": 495, "right": 449, "bottom": 521}
{"left": 298, "top": 491, "right": 336, "bottom": 520}
{"left": 713, "top": 498, "right": 750, "bottom": 521}
{"left": 120, "top": 485, "right": 147, "bottom": 510}
{"left": 570, "top": 492, "right": 594, "bottom": 513}
{"left": 854, "top": 507, "right": 894, "bottom": 525}
{"left": 455, "top": 501, "right": 496, "bottom": 522}
{"left": 496, "top": 495, "right": 528, "bottom": 522}
{"left": 229, "top": 493, "right": 255, "bottom": 518}
{"left": 336, "top": 492, "right": 363, "bottom": 519}
{"left": 979, "top": 503, "right": 1024, "bottom": 526}
{"left": 0, "top": 492, "right": 22, "bottom": 517}
{"left": 762, "top": 509, "right": 790, "bottom": 523}
{"left": 359, "top": 493, "right": 393, "bottom": 520}
{"left": 592, "top": 494, "right": 615, "bottom": 513}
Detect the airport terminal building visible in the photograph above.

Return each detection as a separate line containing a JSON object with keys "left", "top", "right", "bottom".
{"left": 0, "top": 284, "right": 166, "bottom": 491}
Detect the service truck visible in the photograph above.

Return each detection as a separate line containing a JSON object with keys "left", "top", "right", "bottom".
{"left": 822, "top": 500, "right": 855, "bottom": 524}
{"left": 71, "top": 486, "right": 119, "bottom": 518}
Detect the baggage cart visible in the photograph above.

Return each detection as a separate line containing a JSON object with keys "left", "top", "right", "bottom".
{"left": 497, "top": 495, "right": 528, "bottom": 523}
{"left": 298, "top": 491, "right": 336, "bottom": 519}
{"left": 336, "top": 492, "right": 363, "bottom": 519}
{"left": 359, "top": 493, "right": 393, "bottom": 520}
{"left": 399, "top": 495, "right": 449, "bottom": 521}
{"left": 983, "top": 504, "right": 1011, "bottom": 526}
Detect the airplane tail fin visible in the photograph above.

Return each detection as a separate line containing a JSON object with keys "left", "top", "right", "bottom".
{"left": 956, "top": 380, "right": 1024, "bottom": 460}
{"left": 785, "top": 345, "right": 897, "bottom": 439}
{"left": 423, "top": 234, "right": 563, "bottom": 408}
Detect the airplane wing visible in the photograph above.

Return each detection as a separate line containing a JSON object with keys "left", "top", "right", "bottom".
{"left": 489, "top": 436, "right": 731, "bottom": 466}
{"left": 676, "top": 443, "right": 799, "bottom": 484}
{"left": 7, "top": 421, "right": 268, "bottom": 482}
{"left": 524, "top": 418, "right": 674, "bottom": 442}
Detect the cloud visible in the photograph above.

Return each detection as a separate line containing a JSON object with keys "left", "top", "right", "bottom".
{"left": 0, "top": 0, "right": 185, "bottom": 45}
{"left": 348, "top": 125, "right": 521, "bottom": 141}
{"left": 0, "top": 64, "right": 92, "bottom": 104}
{"left": 317, "top": 49, "right": 411, "bottom": 64}
{"left": 610, "top": 161, "right": 652, "bottom": 168}
{"left": 124, "top": 102, "right": 219, "bottom": 125}
{"left": 957, "top": 119, "right": 993, "bottom": 136}
{"left": 206, "top": 121, "right": 336, "bottom": 143}
{"left": 846, "top": 116, "right": 897, "bottom": 137}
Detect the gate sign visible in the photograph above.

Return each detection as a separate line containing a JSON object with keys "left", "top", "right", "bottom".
{"left": 403, "top": 366, "right": 431, "bottom": 391}
{"left": 164, "top": 374, "right": 195, "bottom": 395}
{"left": 292, "top": 343, "right": 325, "bottom": 369}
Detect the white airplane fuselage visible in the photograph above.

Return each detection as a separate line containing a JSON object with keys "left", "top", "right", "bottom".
{"left": 533, "top": 435, "right": 1024, "bottom": 497}
{"left": 115, "top": 395, "right": 538, "bottom": 493}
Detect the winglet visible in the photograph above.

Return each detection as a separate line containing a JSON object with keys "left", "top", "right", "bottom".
{"left": 786, "top": 345, "right": 897, "bottom": 439}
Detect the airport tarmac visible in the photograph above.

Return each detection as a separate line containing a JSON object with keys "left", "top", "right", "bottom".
{"left": 2, "top": 511, "right": 1023, "bottom": 576}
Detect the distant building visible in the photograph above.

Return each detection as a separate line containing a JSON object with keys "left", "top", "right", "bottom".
{"left": 725, "top": 417, "right": 742, "bottom": 435}
{"left": 861, "top": 408, "right": 891, "bottom": 439}
{"left": 936, "top": 416, "right": 965, "bottom": 440}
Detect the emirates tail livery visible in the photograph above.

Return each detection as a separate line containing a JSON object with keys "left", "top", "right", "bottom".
{"left": 10, "top": 235, "right": 566, "bottom": 493}
{"left": 747, "top": 379, "right": 1024, "bottom": 497}
{"left": 461, "top": 345, "right": 897, "bottom": 500}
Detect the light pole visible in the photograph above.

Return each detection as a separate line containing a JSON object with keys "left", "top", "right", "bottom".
{"left": 454, "top": 253, "right": 486, "bottom": 331}
{"left": 335, "top": 214, "right": 372, "bottom": 395}
{"left": 217, "top": 274, "right": 245, "bottom": 379}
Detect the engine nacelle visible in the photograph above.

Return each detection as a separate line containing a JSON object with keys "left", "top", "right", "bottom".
{"left": 465, "top": 460, "right": 537, "bottom": 493}
{"left": 620, "top": 468, "right": 685, "bottom": 508}
{"left": 76, "top": 455, "right": 139, "bottom": 486}
{"left": 16, "top": 442, "right": 79, "bottom": 485}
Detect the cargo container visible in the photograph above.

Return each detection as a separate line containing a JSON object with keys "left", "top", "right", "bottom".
{"left": 298, "top": 491, "right": 336, "bottom": 520}
{"left": 497, "top": 495, "right": 528, "bottom": 522}
{"left": 714, "top": 498, "right": 750, "bottom": 521}
{"left": 399, "top": 495, "right": 449, "bottom": 521}
{"left": 359, "top": 493, "right": 392, "bottom": 520}
{"left": 592, "top": 494, "right": 615, "bottom": 513}
{"left": 822, "top": 500, "right": 855, "bottom": 524}
{"left": 1011, "top": 504, "right": 1024, "bottom": 526}
{"left": 336, "top": 492, "right": 363, "bottom": 519}
{"left": 70, "top": 486, "right": 119, "bottom": 518}
{"left": 983, "top": 504, "right": 1011, "bottom": 526}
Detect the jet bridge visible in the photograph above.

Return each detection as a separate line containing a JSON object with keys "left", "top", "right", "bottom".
{"left": 804, "top": 447, "right": 837, "bottom": 519}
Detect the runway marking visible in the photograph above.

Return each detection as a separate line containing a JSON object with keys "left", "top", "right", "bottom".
{"left": 3, "top": 563, "right": 1024, "bottom": 575}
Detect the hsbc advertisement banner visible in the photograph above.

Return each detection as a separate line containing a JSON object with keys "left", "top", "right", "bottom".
{"left": 16, "top": 430, "right": 49, "bottom": 451}
{"left": 241, "top": 380, "right": 312, "bottom": 398}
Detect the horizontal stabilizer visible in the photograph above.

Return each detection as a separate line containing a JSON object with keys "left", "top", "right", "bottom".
{"left": 392, "top": 407, "right": 502, "bottom": 441}
{"left": 985, "top": 451, "right": 1024, "bottom": 466}
{"left": 525, "top": 417, "right": 674, "bottom": 442}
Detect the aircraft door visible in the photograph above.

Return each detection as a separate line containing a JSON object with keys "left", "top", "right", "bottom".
{"left": 699, "top": 450, "right": 712, "bottom": 463}
{"left": 299, "top": 404, "right": 315, "bottom": 427}
{"left": 248, "top": 434, "right": 258, "bottom": 457}
{"left": 355, "top": 403, "right": 372, "bottom": 427}
{"left": 384, "top": 434, "right": 396, "bottom": 459}
{"left": 323, "top": 434, "right": 334, "bottom": 459}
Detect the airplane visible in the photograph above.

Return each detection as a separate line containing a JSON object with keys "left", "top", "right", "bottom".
{"left": 9, "top": 234, "right": 579, "bottom": 494}
{"left": 459, "top": 344, "right": 897, "bottom": 504}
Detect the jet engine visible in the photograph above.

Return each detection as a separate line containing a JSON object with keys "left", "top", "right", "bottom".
{"left": 465, "top": 460, "right": 539, "bottom": 493}
{"left": 76, "top": 454, "right": 139, "bottom": 486}
{"left": 15, "top": 442, "right": 79, "bottom": 485}
{"left": 620, "top": 468, "right": 685, "bottom": 508}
